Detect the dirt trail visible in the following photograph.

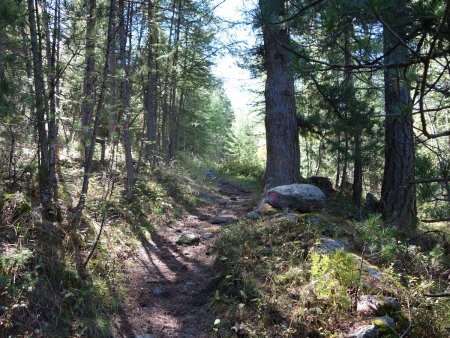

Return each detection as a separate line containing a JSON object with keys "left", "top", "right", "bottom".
{"left": 112, "top": 176, "right": 257, "bottom": 337}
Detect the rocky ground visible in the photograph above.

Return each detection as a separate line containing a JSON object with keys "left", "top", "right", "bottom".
{"left": 111, "top": 175, "right": 257, "bottom": 337}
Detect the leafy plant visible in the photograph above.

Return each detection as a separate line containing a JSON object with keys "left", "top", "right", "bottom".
{"left": 310, "top": 250, "right": 359, "bottom": 310}
{"left": 355, "top": 214, "right": 398, "bottom": 261}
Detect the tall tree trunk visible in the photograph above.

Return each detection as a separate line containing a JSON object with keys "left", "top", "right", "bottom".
{"left": 118, "top": 0, "right": 134, "bottom": 200}
{"left": 335, "top": 133, "right": 341, "bottom": 189}
{"left": 145, "top": 0, "right": 156, "bottom": 162}
{"left": 47, "top": 0, "right": 61, "bottom": 212}
{"left": 80, "top": 0, "right": 97, "bottom": 159}
{"left": 27, "top": 0, "right": 52, "bottom": 213}
{"left": 340, "top": 135, "right": 349, "bottom": 189}
{"left": 107, "top": 7, "right": 118, "bottom": 158}
{"left": 20, "top": 24, "right": 36, "bottom": 124}
{"left": 344, "top": 20, "right": 363, "bottom": 208}
{"left": 381, "top": 9, "right": 416, "bottom": 232}
{"left": 259, "top": 0, "right": 300, "bottom": 189}
{"left": 160, "top": 0, "right": 177, "bottom": 157}
{"left": 74, "top": 0, "right": 116, "bottom": 217}
{"left": 168, "top": 0, "right": 182, "bottom": 161}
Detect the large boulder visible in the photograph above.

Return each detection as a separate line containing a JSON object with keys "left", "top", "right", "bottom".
{"left": 267, "top": 184, "right": 325, "bottom": 212}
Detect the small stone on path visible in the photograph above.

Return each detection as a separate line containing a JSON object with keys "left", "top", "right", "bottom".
{"left": 357, "top": 295, "right": 399, "bottom": 316}
{"left": 347, "top": 325, "right": 378, "bottom": 338}
{"left": 201, "top": 232, "right": 214, "bottom": 239}
{"left": 176, "top": 232, "right": 199, "bottom": 245}
{"left": 245, "top": 211, "right": 260, "bottom": 219}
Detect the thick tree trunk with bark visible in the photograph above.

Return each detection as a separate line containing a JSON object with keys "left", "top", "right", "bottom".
{"left": 381, "top": 14, "right": 417, "bottom": 232}
{"left": 259, "top": 0, "right": 300, "bottom": 189}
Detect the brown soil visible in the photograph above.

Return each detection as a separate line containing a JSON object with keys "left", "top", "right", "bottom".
{"left": 111, "top": 177, "right": 257, "bottom": 337}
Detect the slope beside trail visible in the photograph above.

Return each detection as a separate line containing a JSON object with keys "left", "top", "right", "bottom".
{"left": 111, "top": 175, "right": 258, "bottom": 337}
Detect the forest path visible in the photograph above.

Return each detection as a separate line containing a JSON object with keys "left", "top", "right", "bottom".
{"left": 111, "top": 174, "right": 257, "bottom": 337}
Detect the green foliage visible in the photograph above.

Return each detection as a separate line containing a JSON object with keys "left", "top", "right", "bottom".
{"left": 355, "top": 214, "right": 398, "bottom": 261}
{"left": 1, "top": 192, "right": 32, "bottom": 225}
{"left": 0, "top": 247, "right": 37, "bottom": 329}
{"left": 310, "top": 250, "right": 359, "bottom": 309}
{"left": 219, "top": 160, "right": 264, "bottom": 182}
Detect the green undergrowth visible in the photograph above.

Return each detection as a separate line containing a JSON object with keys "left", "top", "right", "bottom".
{"left": 214, "top": 210, "right": 450, "bottom": 337}
{"left": 216, "top": 160, "right": 264, "bottom": 194}
{"left": 0, "top": 157, "right": 218, "bottom": 337}
{"left": 0, "top": 192, "right": 121, "bottom": 337}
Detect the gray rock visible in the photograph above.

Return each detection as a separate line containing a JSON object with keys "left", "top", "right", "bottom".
{"left": 306, "top": 216, "right": 322, "bottom": 224}
{"left": 267, "top": 184, "right": 325, "bottom": 212}
{"left": 347, "top": 325, "right": 378, "bottom": 338}
{"left": 357, "top": 295, "right": 400, "bottom": 316}
{"left": 280, "top": 213, "right": 299, "bottom": 221}
{"left": 211, "top": 215, "right": 235, "bottom": 224}
{"left": 176, "top": 232, "right": 200, "bottom": 245}
{"left": 353, "top": 258, "right": 383, "bottom": 280}
{"left": 245, "top": 211, "right": 261, "bottom": 219}
{"left": 373, "top": 315, "right": 395, "bottom": 328}
{"left": 313, "top": 238, "right": 348, "bottom": 254}
{"left": 201, "top": 232, "right": 214, "bottom": 239}
{"left": 136, "top": 334, "right": 156, "bottom": 338}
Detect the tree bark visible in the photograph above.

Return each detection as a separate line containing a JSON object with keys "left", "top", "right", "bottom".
{"left": 340, "top": 134, "right": 349, "bottom": 189}
{"left": 168, "top": 0, "right": 182, "bottom": 161}
{"left": 80, "top": 0, "right": 97, "bottom": 159}
{"left": 118, "top": 0, "right": 134, "bottom": 200}
{"left": 344, "top": 21, "right": 363, "bottom": 208}
{"left": 259, "top": 0, "right": 300, "bottom": 189}
{"left": 47, "top": 0, "right": 61, "bottom": 211}
{"left": 145, "top": 0, "right": 156, "bottom": 162}
{"left": 160, "top": 0, "right": 177, "bottom": 157}
{"left": 27, "top": 0, "right": 52, "bottom": 212}
{"left": 74, "top": 0, "right": 116, "bottom": 218}
{"left": 381, "top": 7, "right": 417, "bottom": 232}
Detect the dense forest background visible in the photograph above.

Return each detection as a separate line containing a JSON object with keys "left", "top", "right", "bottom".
{"left": 1, "top": 0, "right": 450, "bottom": 336}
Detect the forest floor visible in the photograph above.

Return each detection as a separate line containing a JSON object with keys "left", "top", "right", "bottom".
{"left": 111, "top": 174, "right": 258, "bottom": 337}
